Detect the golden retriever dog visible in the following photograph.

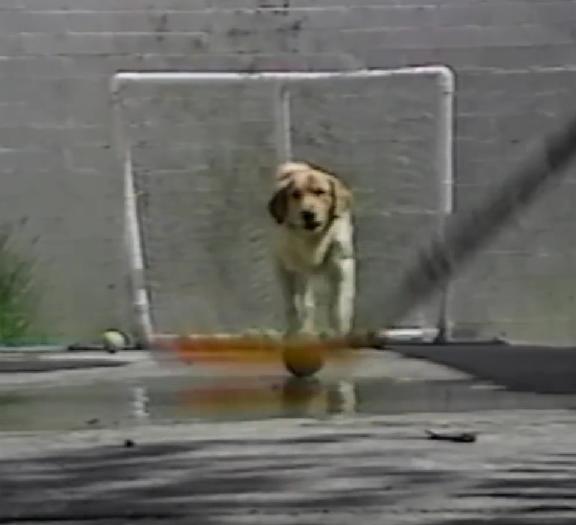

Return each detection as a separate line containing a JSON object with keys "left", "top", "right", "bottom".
{"left": 267, "top": 161, "right": 356, "bottom": 337}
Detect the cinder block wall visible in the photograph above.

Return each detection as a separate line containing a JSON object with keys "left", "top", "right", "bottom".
{"left": 2, "top": 0, "right": 576, "bottom": 343}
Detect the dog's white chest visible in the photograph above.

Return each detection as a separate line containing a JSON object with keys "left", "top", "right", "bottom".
{"left": 274, "top": 215, "right": 354, "bottom": 273}
{"left": 278, "top": 235, "right": 328, "bottom": 271}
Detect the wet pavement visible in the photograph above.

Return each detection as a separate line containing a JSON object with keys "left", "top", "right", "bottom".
{"left": 0, "top": 346, "right": 575, "bottom": 432}
{"left": 0, "top": 344, "right": 575, "bottom": 523}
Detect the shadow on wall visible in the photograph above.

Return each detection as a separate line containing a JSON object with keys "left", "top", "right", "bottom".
{"left": 0, "top": 227, "right": 39, "bottom": 346}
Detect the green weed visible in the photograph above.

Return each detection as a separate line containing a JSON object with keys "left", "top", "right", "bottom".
{"left": 0, "top": 230, "right": 36, "bottom": 345}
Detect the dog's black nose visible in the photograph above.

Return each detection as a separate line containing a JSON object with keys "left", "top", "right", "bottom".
{"left": 301, "top": 210, "right": 315, "bottom": 222}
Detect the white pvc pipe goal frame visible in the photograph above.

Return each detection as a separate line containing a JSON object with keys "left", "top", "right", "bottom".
{"left": 111, "top": 67, "right": 455, "bottom": 346}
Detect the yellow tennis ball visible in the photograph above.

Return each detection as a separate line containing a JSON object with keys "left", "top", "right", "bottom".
{"left": 102, "top": 329, "right": 128, "bottom": 353}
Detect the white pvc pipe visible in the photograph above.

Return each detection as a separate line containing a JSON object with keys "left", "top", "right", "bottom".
{"left": 111, "top": 66, "right": 456, "bottom": 342}
{"left": 434, "top": 68, "right": 456, "bottom": 342}
{"left": 110, "top": 77, "right": 154, "bottom": 346}
{"left": 113, "top": 67, "right": 453, "bottom": 85}
{"left": 273, "top": 84, "right": 293, "bottom": 163}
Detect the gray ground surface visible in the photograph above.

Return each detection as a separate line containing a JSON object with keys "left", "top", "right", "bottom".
{"left": 1, "top": 410, "right": 575, "bottom": 524}
{"left": 0, "top": 345, "right": 575, "bottom": 524}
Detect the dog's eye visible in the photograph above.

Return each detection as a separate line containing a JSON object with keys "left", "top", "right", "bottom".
{"left": 313, "top": 189, "right": 326, "bottom": 196}
{"left": 292, "top": 190, "right": 302, "bottom": 199}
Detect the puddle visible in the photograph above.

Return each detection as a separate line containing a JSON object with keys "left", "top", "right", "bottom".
{"left": 1, "top": 373, "right": 576, "bottom": 432}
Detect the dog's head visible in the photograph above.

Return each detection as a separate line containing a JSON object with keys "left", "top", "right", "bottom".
{"left": 267, "top": 162, "right": 352, "bottom": 233}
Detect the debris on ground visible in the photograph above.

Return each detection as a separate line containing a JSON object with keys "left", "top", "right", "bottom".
{"left": 426, "top": 429, "right": 477, "bottom": 443}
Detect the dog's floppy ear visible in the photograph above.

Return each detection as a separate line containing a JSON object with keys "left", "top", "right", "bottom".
{"left": 268, "top": 186, "right": 289, "bottom": 224}
{"left": 268, "top": 162, "right": 303, "bottom": 224}
{"left": 330, "top": 175, "right": 353, "bottom": 218}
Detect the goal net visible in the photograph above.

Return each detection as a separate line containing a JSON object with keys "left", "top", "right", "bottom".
{"left": 112, "top": 68, "right": 454, "bottom": 343}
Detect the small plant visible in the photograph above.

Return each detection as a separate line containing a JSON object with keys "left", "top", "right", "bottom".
{"left": 0, "top": 229, "right": 36, "bottom": 345}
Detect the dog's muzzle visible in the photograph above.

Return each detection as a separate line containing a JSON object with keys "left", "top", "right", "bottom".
{"left": 301, "top": 210, "right": 321, "bottom": 231}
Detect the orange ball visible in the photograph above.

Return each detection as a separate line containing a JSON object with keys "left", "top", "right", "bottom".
{"left": 282, "top": 343, "right": 325, "bottom": 378}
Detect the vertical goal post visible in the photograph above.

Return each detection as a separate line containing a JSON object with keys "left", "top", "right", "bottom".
{"left": 110, "top": 67, "right": 456, "bottom": 346}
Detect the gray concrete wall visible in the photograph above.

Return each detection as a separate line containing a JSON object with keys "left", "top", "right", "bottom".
{"left": 2, "top": 0, "right": 576, "bottom": 343}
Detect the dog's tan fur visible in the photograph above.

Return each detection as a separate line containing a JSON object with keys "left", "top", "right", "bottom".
{"left": 268, "top": 162, "right": 356, "bottom": 336}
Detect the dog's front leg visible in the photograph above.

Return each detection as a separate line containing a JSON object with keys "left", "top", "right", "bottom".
{"left": 295, "top": 276, "right": 316, "bottom": 335}
{"left": 276, "top": 265, "right": 300, "bottom": 336}
{"left": 276, "top": 265, "right": 316, "bottom": 336}
{"left": 328, "top": 257, "right": 356, "bottom": 335}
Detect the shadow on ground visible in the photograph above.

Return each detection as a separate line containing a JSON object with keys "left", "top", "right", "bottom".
{"left": 1, "top": 414, "right": 576, "bottom": 524}
{"left": 392, "top": 343, "right": 576, "bottom": 394}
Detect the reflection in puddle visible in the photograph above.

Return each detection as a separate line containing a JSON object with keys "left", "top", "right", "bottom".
{"left": 170, "top": 377, "right": 357, "bottom": 419}
{"left": 1, "top": 374, "right": 576, "bottom": 432}
{"left": 131, "top": 386, "right": 150, "bottom": 422}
